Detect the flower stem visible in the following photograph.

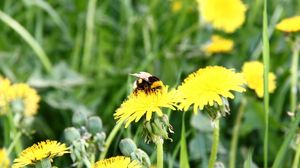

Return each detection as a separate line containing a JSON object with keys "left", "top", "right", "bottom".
{"left": 99, "top": 122, "right": 122, "bottom": 160}
{"left": 229, "top": 99, "right": 246, "bottom": 168}
{"left": 6, "top": 109, "right": 22, "bottom": 155}
{"left": 290, "top": 38, "right": 299, "bottom": 114}
{"left": 6, "top": 131, "right": 22, "bottom": 156}
{"left": 208, "top": 119, "right": 220, "bottom": 168}
{"left": 35, "top": 158, "right": 52, "bottom": 168}
{"left": 292, "top": 138, "right": 300, "bottom": 168}
{"left": 262, "top": 0, "right": 270, "bottom": 167}
{"left": 156, "top": 139, "right": 164, "bottom": 168}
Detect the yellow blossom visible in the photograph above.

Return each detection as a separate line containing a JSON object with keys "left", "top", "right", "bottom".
{"left": 12, "top": 140, "right": 69, "bottom": 168}
{"left": 202, "top": 35, "right": 234, "bottom": 54}
{"left": 0, "top": 77, "right": 13, "bottom": 114}
{"left": 93, "top": 156, "right": 141, "bottom": 168}
{"left": 276, "top": 16, "right": 300, "bottom": 33}
{"left": 177, "top": 66, "right": 246, "bottom": 113}
{"left": 172, "top": 1, "right": 182, "bottom": 12}
{"left": 242, "top": 61, "right": 276, "bottom": 97}
{"left": 10, "top": 83, "right": 40, "bottom": 116}
{"left": 0, "top": 148, "right": 10, "bottom": 168}
{"left": 114, "top": 85, "right": 178, "bottom": 128}
{"left": 197, "top": 0, "right": 247, "bottom": 33}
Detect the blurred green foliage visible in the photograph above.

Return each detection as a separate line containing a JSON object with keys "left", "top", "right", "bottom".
{"left": 0, "top": 0, "right": 300, "bottom": 167}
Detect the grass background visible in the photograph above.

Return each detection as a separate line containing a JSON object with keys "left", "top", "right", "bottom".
{"left": 0, "top": 0, "right": 300, "bottom": 167}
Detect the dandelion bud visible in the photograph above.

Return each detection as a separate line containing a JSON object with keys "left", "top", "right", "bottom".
{"left": 86, "top": 116, "right": 103, "bottom": 135}
{"left": 143, "top": 115, "right": 173, "bottom": 143}
{"left": 72, "top": 109, "right": 88, "bottom": 127}
{"left": 64, "top": 127, "right": 81, "bottom": 144}
{"left": 134, "top": 148, "right": 151, "bottom": 167}
{"left": 119, "top": 138, "right": 137, "bottom": 156}
{"left": 94, "top": 132, "right": 106, "bottom": 151}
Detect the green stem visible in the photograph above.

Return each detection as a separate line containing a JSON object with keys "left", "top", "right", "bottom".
{"left": 35, "top": 158, "right": 52, "bottom": 168}
{"left": 180, "top": 112, "right": 190, "bottom": 168}
{"left": 99, "top": 122, "right": 123, "bottom": 160}
{"left": 208, "top": 119, "right": 220, "bottom": 168}
{"left": 290, "top": 39, "right": 299, "bottom": 114}
{"left": 262, "top": 0, "right": 270, "bottom": 167}
{"left": 6, "top": 132, "right": 22, "bottom": 156}
{"left": 292, "top": 137, "right": 300, "bottom": 168}
{"left": 229, "top": 99, "right": 246, "bottom": 168}
{"left": 7, "top": 110, "right": 22, "bottom": 154}
{"left": 156, "top": 139, "right": 164, "bottom": 168}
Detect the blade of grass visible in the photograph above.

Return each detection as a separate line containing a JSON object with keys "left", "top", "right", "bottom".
{"left": 290, "top": 37, "right": 299, "bottom": 114}
{"left": 180, "top": 112, "right": 190, "bottom": 168}
{"left": 0, "top": 10, "right": 52, "bottom": 73}
{"left": 82, "top": 0, "right": 97, "bottom": 73}
{"left": 272, "top": 110, "right": 300, "bottom": 168}
{"left": 262, "top": 0, "right": 270, "bottom": 167}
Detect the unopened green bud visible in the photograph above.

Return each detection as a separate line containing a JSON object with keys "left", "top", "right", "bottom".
{"left": 135, "top": 148, "right": 151, "bottom": 167}
{"left": 64, "top": 127, "right": 81, "bottom": 144}
{"left": 119, "top": 138, "right": 137, "bottom": 156}
{"left": 143, "top": 115, "right": 173, "bottom": 143}
{"left": 86, "top": 116, "right": 103, "bottom": 135}
{"left": 72, "top": 109, "right": 88, "bottom": 127}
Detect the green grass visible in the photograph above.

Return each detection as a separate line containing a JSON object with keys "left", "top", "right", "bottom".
{"left": 0, "top": 0, "right": 300, "bottom": 167}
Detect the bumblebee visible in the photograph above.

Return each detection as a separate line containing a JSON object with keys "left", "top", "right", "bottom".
{"left": 130, "top": 72, "right": 164, "bottom": 94}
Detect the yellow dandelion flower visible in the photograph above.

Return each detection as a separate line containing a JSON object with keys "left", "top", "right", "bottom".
{"left": 114, "top": 86, "right": 178, "bottom": 128}
{"left": 93, "top": 156, "right": 141, "bottom": 168}
{"left": 202, "top": 35, "right": 234, "bottom": 54}
{"left": 177, "top": 66, "right": 246, "bottom": 113}
{"left": 197, "top": 0, "right": 247, "bottom": 33}
{"left": 242, "top": 61, "right": 276, "bottom": 98}
{"left": 172, "top": 1, "right": 182, "bottom": 12}
{"left": 276, "top": 16, "right": 300, "bottom": 33}
{"left": 0, "top": 77, "right": 13, "bottom": 114}
{"left": 0, "top": 148, "right": 10, "bottom": 168}
{"left": 10, "top": 83, "right": 40, "bottom": 116}
{"left": 12, "top": 140, "right": 69, "bottom": 168}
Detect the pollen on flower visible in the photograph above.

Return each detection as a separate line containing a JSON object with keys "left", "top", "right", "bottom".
{"left": 276, "top": 16, "right": 300, "bottom": 33}
{"left": 93, "top": 156, "right": 141, "bottom": 168}
{"left": 202, "top": 35, "right": 234, "bottom": 54}
{"left": 197, "top": 0, "right": 247, "bottom": 33}
{"left": 177, "top": 66, "right": 246, "bottom": 113}
{"left": 12, "top": 140, "right": 69, "bottom": 168}
{"left": 242, "top": 61, "right": 276, "bottom": 97}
